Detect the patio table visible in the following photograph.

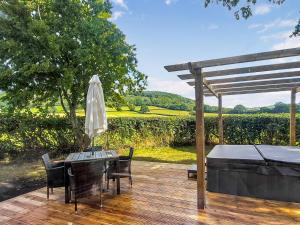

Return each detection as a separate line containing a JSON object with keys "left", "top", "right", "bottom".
{"left": 64, "top": 150, "right": 120, "bottom": 203}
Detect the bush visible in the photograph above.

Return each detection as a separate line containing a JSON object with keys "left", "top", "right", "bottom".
{"left": 0, "top": 113, "right": 299, "bottom": 158}
{"left": 139, "top": 105, "right": 150, "bottom": 113}
{"left": 128, "top": 104, "right": 135, "bottom": 111}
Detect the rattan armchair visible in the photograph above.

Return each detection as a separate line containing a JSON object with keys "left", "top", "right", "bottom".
{"left": 68, "top": 160, "right": 105, "bottom": 212}
{"left": 107, "top": 147, "right": 134, "bottom": 190}
{"left": 41, "top": 153, "right": 65, "bottom": 199}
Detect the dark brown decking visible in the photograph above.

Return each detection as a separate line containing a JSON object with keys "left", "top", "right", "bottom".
{"left": 0, "top": 161, "right": 299, "bottom": 225}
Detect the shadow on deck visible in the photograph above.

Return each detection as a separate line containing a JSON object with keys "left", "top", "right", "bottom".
{"left": 0, "top": 161, "right": 299, "bottom": 225}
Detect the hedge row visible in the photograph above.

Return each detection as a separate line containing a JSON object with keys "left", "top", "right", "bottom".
{"left": 0, "top": 114, "right": 299, "bottom": 157}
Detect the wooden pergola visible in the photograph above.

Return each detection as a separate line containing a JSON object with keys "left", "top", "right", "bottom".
{"left": 164, "top": 47, "right": 300, "bottom": 210}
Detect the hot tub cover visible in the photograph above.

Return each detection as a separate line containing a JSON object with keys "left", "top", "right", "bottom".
{"left": 207, "top": 145, "right": 300, "bottom": 202}
{"left": 207, "top": 145, "right": 265, "bottom": 165}
{"left": 255, "top": 145, "right": 300, "bottom": 165}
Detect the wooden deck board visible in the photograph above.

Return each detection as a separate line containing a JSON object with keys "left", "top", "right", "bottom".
{"left": 0, "top": 161, "right": 300, "bottom": 225}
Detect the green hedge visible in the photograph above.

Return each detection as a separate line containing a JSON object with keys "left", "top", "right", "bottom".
{"left": 0, "top": 113, "right": 299, "bottom": 158}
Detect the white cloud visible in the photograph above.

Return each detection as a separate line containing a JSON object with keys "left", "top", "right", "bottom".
{"left": 249, "top": 18, "right": 297, "bottom": 33}
{"left": 258, "top": 29, "right": 300, "bottom": 50}
{"left": 208, "top": 24, "right": 219, "bottom": 30}
{"left": 254, "top": 4, "right": 272, "bottom": 15}
{"left": 110, "top": 11, "right": 124, "bottom": 21}
{"left": 112, "top": 0, "right": 128, "bottom": 10}
{"left": 165, "top": 0, "right": 175, "bottom": 5}
{"left": 272, "top": 35, "right": 300, "bottom": 50}
{"left": 248, "top": 23, "right": 262, "bottom": 29}
{"left": 260, "top": 31, "right": 290, "bottom": 41}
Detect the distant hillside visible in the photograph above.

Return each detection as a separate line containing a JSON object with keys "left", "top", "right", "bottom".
{"left": 125, "top": 91, "right": 300, "bottom": 114}
{"left": 125, "top": 91, "right": 226, "bottom": 112}
{"left": 1, "top": 89, "right": 299, "bottom": 114}
{"left": 125, "top": 91, "right": 194, "bottom": 111}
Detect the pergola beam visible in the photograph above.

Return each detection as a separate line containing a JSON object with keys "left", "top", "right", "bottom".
{"left": 213, "top": 83, "right": 300, "bottom": 93}
{"left": 189, "top": 62, "right": 218, "bottom": 97}
{"left": 204, "top": 87, "right": 298, "bottom": 96}
{"left": 212, "top": 77, "right": 300, "bottom": 89}
{"left": 207, "top": 71, "right": 300, "bottom": 85}
{"left": 187, "top": 77, "right": 300, "bottom": 88}
{"left": 165, "top": 47, "right": 300, "bottom": 72}
{"left": 178, "top": 61, "right": 300, "bottom": 80}
{"left": 205, "top": 61, "right": 300, "bottom": 77}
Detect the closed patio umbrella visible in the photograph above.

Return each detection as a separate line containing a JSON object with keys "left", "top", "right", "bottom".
{"left": 85, "top": 75, "right": 107, "bottom": 147}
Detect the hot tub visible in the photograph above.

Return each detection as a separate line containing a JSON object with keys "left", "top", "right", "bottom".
{"left": 207, "top": 145, "right": 300, "bottom": 202}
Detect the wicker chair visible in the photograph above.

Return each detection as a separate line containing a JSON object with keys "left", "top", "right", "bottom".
{"left": 41, "top": 153, "right": 65, "bottom": 199}
{"left": 107, "top": 147, "right": 134, "bottom": 190}
{"left": 68, "top": 160, "right": 105, "bottom": 212}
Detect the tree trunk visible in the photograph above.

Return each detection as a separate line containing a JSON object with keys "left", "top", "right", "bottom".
{"left": 69, "top": 105, "right": 90, "bottom": 150}
{"left": 59, "top": 88, "right": 90, "bottom": 150}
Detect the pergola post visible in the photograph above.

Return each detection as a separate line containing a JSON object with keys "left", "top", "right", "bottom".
{"left": 290, "top": 88, "right": 296, "bottom": 146}
{"left": 218, "top": 94, "right": 223, "bottom": 144}
{"left": 190, "top": 63, "right": 206, "bottom": 210}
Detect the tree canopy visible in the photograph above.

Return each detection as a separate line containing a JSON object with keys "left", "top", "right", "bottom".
{"left": 231, "top": 104, "right": 247, "bottom": 114}
{"left": 204, "top": 0, "right": 299, "bottom": 36}
{"left": 0, "top": 0, "right": 147, "bottom": 148}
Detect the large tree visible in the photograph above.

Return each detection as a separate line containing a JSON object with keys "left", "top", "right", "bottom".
{"left": 0, "top": 0, "right": 147, "bottom": 148}
{"left": 204, "top": 0, "right": 299, "bottom": 36}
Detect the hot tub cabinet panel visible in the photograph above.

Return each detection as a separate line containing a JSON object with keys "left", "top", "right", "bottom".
{"left": 207, "top": 145, "right": 300, "bottom": 203}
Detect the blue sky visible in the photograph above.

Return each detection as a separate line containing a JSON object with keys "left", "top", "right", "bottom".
{"left": 110, "top": 0, "right": 300, "bottom": 107}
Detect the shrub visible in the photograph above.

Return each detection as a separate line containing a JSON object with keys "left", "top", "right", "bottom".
{"left": 139, "top": 105, "right": 150, "bottom": 113}
{"left": 0, "top": 113, "right": 299, "bottom": 158}
{"left": 128, "top": 104, "right": 135, "bottom": 111}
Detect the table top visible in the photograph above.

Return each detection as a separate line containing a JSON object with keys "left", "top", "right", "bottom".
{"left": 65, "top": 150, "right": 118, "bottom": 163}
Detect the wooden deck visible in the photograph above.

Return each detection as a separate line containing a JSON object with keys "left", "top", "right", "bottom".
{"left": 0, "top": 161, "right": 300, "bottom": 225}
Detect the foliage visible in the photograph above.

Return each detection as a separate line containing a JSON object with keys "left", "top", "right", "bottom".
{"left": 259, "top": 106, "right": 273, "bottom": 113}
{"left": 126, "top": 91, "right": 195, "bottom": 111}
{"left": 273, "top": 102, "right": 290, "bottom": 113}
{"left": 128, "top": 103, "right": 135, "bottom": 111}
{"left": 139, "top": 104, "right": 150, "bottom": 113}
{"left": 1, "top": 113, "right": 300, "bottom": 159}
{"left": 125, "top": 91, "right": 232, "bottom": 112}
{"left": 125, "top": 91, "right": 295, "bottom": 114}
{"left": 0, "top": 0, "right": 146, "bottom": 149}
{"left": 231, "top": 104, "right": 247, "bottom": 114}
{"left": 204, "top": 0, "right": 299, "bottom": 36}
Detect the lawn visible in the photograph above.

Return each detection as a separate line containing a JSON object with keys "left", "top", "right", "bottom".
{"left": 120, "top": 145, "right": 213, "bottom": 164}
{"left": 53, "top": 106, "right": 195, "bottom": 117}
{"left": 39, "top": 105, "right": 218, "bottom": 118}
{"left": 0, "top": 145, "right": 213, "bottom": 201}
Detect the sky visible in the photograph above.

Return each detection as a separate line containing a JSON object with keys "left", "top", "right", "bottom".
{"left": 110, "top": 0, "right": 300, "bottom": 107}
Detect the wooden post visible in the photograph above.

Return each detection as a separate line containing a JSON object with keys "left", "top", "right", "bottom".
{"left": 218, "top": 94, "right": 223, "bottom": 144}
{"left": 290, "top": 88, "right": 296, "bottom": 145}
{"left": 190, "top": 63, "right": 205, "bottom": 210}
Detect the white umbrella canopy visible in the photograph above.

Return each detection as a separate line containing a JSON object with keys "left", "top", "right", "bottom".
{"left": 85, "top": 75, "right": 107, "bottom": 145}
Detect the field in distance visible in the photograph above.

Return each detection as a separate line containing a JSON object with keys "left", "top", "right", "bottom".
{"left": 54, "top": 106, "right": 205, "bottom": 117}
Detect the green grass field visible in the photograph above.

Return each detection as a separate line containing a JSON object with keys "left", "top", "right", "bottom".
{"left": 52, "top": 105, "right": 217, "bottom": 118}
{"left": 120, "top": 145, "right": 213, "bottom": 164}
